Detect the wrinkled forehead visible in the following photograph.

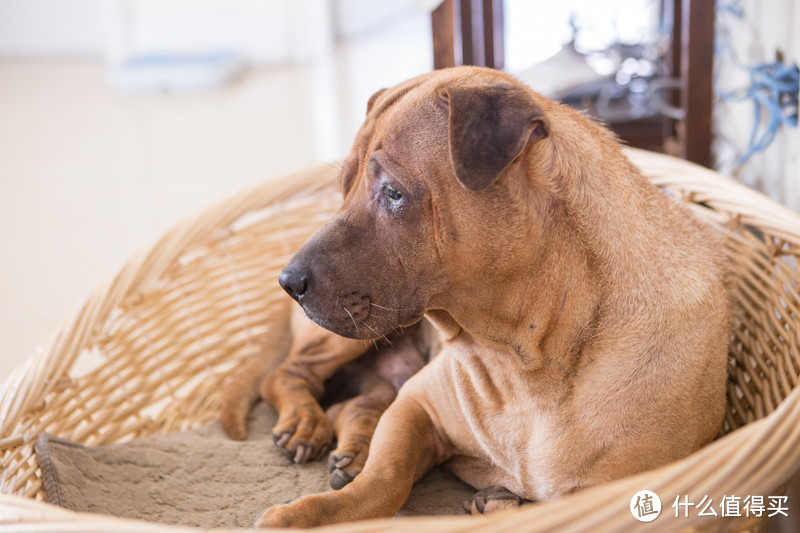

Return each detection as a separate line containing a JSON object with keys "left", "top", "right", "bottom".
{"left": 351, "top": 76, "right": 448, "bottom": 167}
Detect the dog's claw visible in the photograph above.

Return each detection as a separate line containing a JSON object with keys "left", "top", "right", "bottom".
{"left": 271, "top": 405, "right": 335, "bottom": 462}
{"left": 330, "top": 468, "right": 356, "bottom": 490}
{"left": 327, "top": 453, "right": 361, "bottom": 489}
{"left": 334, "top": 455, "right": 353, "bottom": 470}
{"left": 293, "top": 445, "right": 306, "bottom": 463}
{"left": 274, "top": 432, "right": 291, "bottom": 448}
{"left": 305, "top": 444, "right": 317, "bottom": 463}
{"left": 296, "top": 444, "right": 316, "bottom": 464}
{"left": 466, "top": 486, "right": 523, "bottom": 515}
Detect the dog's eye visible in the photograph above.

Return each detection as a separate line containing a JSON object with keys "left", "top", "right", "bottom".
{"left": 384, "top": 184, "right": 403, "bottom": 206}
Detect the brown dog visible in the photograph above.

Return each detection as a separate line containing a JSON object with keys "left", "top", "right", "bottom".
{"left": 252, "top": 66, "right": 730, "bottom": 527}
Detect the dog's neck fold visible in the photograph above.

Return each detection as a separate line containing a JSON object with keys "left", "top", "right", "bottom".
{"left": 426, "top": 195, "right": 601, "bottom": 374}
{"left": 425, "top": 309, "right": 463, "bottom": 342}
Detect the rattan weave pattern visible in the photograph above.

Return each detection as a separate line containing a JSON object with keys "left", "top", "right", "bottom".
{"left": 1, "top": 149, "right": 799, "bottom": 533}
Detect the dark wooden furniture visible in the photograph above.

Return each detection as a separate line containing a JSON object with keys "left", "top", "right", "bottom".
{"left": 431, "top": 0, "right": 504, "bottom": 70}
{"left": 430, "top": 0, "right": 715, "bottom": 167}
{"left": 674, "top": 0, "right": 715, "bottom": 167}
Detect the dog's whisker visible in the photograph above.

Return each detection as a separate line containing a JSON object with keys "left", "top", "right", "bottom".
{"left": 369, "top": 302, "right": 414, "bottom": 312}
{"left": 362, "top": 321, "right": 393, "bottom": 346}
{"left": 365, "top": 313, "right": 403, "bottom": 340}
{"left": 343, "top": 307, "right": 359, "bottom": 334}
{"left": 361, "top": 320, "right": 380, "bottom": 336}
{"left": 374, "top": 323, "right": 395, "bottom": 346}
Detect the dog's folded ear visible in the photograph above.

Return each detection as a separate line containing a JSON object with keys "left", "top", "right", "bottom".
{"left": 367, "top": 88, "right": 389, "bottom": 115}
{"left": 441, "top": 83, "right": 549, "bottom": 191}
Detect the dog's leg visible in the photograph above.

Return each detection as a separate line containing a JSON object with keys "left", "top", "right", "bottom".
{"left": 464, "top": 486, "right": 525, "bottom": 515}
{"left": 326, "top": 376, "right": 396, "bottom": 489}
{"left": 220, "top": 298, "right": 293, "bottom": 441}
{"left": 326, "top": 327, "right": 428, "bottom": 489}
{"left": 254, "top": 394, "right": 441, "bottom": 528}
{"left": 261, "top": 309, "right": 370, "bottom": 463}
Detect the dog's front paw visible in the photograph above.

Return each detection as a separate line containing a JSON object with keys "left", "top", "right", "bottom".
{"left": 327, "top": 446, "right": 367, "bottom": 490}
{"left": 272, "top": 403, "right": 334, "bottom": 464}
{"left": 464, "top": 486, "right": 523, "bottom": 515}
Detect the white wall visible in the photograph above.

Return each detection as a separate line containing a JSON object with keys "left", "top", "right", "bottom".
{"left": 0, "top": 0, "right": 333, "bottom": 65}
{"left": 780, "top": 0, "right": 799, "bottom": 212}
{"left": 331, "top": 0, "right": 418, "bottom": 41}
{"left": 121, "top": 0, "right": 330, "bottom": 65}
{"left": 0, "top": 0, "right": 106, "bottom": 57}
{"left": 714, "top": 0, "right": 799, "bottom": 211}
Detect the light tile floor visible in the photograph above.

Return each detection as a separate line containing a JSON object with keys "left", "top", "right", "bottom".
{"left": 0, "top": 12, "right": 431, "bottom": 382}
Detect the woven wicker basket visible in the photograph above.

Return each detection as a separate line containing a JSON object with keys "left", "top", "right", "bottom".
{"left": 2, "top": 148, "right": 800, "bottom": 533}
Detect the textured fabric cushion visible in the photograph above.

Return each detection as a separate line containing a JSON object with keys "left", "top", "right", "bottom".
{"left": 35, "top": 402, "right": 474, "bottom": 528}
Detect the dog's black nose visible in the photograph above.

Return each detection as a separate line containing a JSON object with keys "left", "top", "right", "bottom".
{"left": 279, "top": 268, "right": 308, "bottom": 301}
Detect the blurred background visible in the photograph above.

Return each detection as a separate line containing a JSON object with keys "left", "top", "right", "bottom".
{"left": 0, "top": 0, "right": 797, "bottom": 379}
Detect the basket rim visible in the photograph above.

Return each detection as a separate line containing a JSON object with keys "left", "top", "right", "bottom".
{"left": 625, "top": 148, "right": 800, "bottom": 246}
{"left": 2, "top": 149, "right": 800, "bottom": 532}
